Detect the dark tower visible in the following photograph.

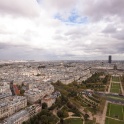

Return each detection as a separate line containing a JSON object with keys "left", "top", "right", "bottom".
{"left": 108, "top": 55, "right": 112, "bottom": 63}
{"left": 10, "top": 81, "right": 15, "bottom": 96}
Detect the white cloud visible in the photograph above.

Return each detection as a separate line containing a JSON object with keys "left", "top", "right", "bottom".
{"left": 0, "top": 0, "right": 124, "bottom": 60}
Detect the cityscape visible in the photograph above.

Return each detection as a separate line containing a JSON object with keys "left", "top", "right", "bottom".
{"left": 0, "top": 0, "right": 124, "bottom": 124}
{"left": 0, "top": 57, "right": 124, "bottom": 124}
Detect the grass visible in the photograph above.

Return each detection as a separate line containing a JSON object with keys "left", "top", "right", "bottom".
{"left": 105, "top": 117, "right": 124, "bottom": 124}
{"left": 112, "top": 76, "right": 120, "bottom": 82}
{"left": 85, "top": 120, "right": 95, "bottom": 124}
{"left": 64, "top": 118, "right": 83, "bottom": 124}
{"left": 107, "top": 96, "right": 124, "bottom": 101}
{"left": 110, "top": 83, "right": 121, "bottom": 93}
{"left": 106, "top": 103, "right": 124, "bottom": 120}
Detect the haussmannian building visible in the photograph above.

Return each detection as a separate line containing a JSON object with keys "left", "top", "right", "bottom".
{"left": 0, "top": 96, "right": 27, "bottom": 119}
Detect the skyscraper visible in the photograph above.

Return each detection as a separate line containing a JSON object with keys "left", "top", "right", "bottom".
{"left": 108, "top": 55, "right": 112, "bottom": 63}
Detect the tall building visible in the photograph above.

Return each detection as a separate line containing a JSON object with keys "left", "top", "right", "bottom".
{"left": 108, "top": 55, "right": 112, "bottom": 63}
{"left": 10, "top": 81, "right": 15, "bottom": 96}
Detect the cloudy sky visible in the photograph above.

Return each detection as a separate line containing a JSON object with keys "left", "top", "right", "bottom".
{"left": 0, "top": 0, "right": 124, "bottom": 60}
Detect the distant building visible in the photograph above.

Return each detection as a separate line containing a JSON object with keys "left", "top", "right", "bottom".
{"left": 10, "top": 81, "right": 15, "bottom": 96}
{"left": 108, "top": 55, "right": 112, "bottom": 63}
{"left": 113, "top": 64, "right": 117, "bottom": 70}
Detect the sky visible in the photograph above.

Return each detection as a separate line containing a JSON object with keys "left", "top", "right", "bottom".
{"left": 0, "top": 0, "right": 124, "bottom": 61}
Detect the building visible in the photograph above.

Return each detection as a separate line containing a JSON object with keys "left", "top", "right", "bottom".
{"left": 108, "top": 55, "right": 112, "bottom": 63}
{"left": 113, "top": 64, "right": 117, "bottom": 70}
{"left": 1, "top": 104, "right": 41, "bottom": 124}
{"left": 0, "top": 96, "right": 27, "bottom": 119}
{"left": 41, "top": 95, "right": 56, "bottom": 108}
{"left": 24, "top": 83, "right": 54, "bottom": 103}
{"left": 2, "top": 110, "right": 29, "bottom": 124}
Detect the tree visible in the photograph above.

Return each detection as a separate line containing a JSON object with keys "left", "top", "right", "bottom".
{"left": 57, "top": 110, "right": 68, "bottom": 118}
{"left": 20, "top": 89, "right": 25, "bottom": 95}
{"left": 40, "top": 115, "right": 48, "bottom": 124}
{"left": 22, "top": 122, "right": 27, "bottom": 124}
{"left": 60, "top": 118, "right": 64, "bottom": 124}
{"left": 84, "top": 114, "right": 89, "bottom": 121}
{"left": 42, "top": 102, "right": 48, "bottom": 109}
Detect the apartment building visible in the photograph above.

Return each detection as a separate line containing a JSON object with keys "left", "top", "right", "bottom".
{"left": 0, "top": 96, "right": 27, "bottom": 119}
{"left": 2, "top": 110, "right": 29, "bottom": 124}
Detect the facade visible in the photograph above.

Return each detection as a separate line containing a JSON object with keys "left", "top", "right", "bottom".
{"left": 26, "top": 104, "right": 42, "bottom": 117}
{"left": 3, "top": 110, "right": 29, "bottom": 124}
{"left": 1, "top": 104, "right": 41, "bottom": 124}
{"left": 0, "top": 96, "right": 27, "bottom": 119}
{"left": 0, "top": 82, "right": 11, "bottom": 94}
{"left": 24, "top": 83, "right": 54, "bottom": 103}
{"left": 41, "top": 95, "right": 56, "bottom": 108}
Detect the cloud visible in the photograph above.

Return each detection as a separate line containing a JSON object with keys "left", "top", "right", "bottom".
{"left": 40, "top": 0, "right": 124, "bottom": 22}
{"left": 0, "top": 0, "right": 124, "bottom": 60}
{"left": 102, "top": 25, "right": 117, "bottom": 34}
{"left": 77, "top": 0, "right": 124, "bottom": 21}
{"left": 112, "top": 30, "right": 124, "bottom": 40}
{"left": 0, "top": 0, "right": 40, "bottom": 17}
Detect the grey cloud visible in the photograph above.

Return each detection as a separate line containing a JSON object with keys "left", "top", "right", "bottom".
{"left": 112, "top": 30, "right": 124, "bottom": 40}
{"left": 102, "top": 25, "right": 124, "bottom": 40}
{"left": 42, "top": 0, "right": 124, "bottom": 22}
{"left": 0, "top": 42, "right": 29, "bottom": 49}
{"left": 85, "top": 42, "right": 124, "bottom": 55}
{"left": 78, "top": 0, "right": 124, "bottom": 21}
{"left": 53, "top": 35, "right": 68, "bottom": 41}
{"left": 0, "top": 42, "right": 9, "bottom": 49}
{"left": 0, "top": 42, "right": 47, "bottom": 60}
{"left": 65, "top": 28, "right": 88, "bottom": 36}
{"left": 42, "top": 0, "right": 77, "bottom": 11}
{"left": 0, "top": 0, "right": 40, "bottom": 17}
{"left": 102, "top": 25, "right": 117, "bottom": 34}
{"left": 65, "top": 37, "right": 124, "bottom": 56}
{"left": 102, "top": 22, "right": 124, "bottom": 41}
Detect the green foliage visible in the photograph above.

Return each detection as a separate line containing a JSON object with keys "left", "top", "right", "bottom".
{"left": 84, "top": 114, "right": 89, "bottom": 121}
{"left": 42, "top": 102, "right": 48, "bottom": 109}
{"left": 64, "top": 118, "right": 83, "bottom": 124}
{"left": 67, "top": 102, "right": 81, "bottom": 116}
{"left": 83, "top": 73, "right": 101, "bottom": 84}
{"left": 20, "top": 89, "right": 25, "bottom": 95}
{"left": 102, "top": 75, "right": 110, "bottom": 84}
{"left": 57, "top": 109, "right": 69, "bottom": 118}
{"left": 106, "top": 103, "right": 124, "bottom": 120}
{"left": 23, "top": 109, "right": 58, "bottom": 124}
{"left": 105, "top": 117, "right": 124, "bottom": 124}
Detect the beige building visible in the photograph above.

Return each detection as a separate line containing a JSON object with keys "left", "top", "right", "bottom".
{"left": 24, "top": 84, "right": 54, "bottom": 103}
{"left": 3, "top": 110, "right": 29, "bottom": 124}
{"left": 41, "top": 95, "right": 56, "bottom": 108}
{"left": 0, "top": 96, "right": 27, "bottom": 119}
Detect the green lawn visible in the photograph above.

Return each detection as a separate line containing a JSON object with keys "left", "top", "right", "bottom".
{"left": 111, "top": 83, "right": 120, "bottom": 88}
{"left": 110, "top": 83, "right": 121, "bottom": 93}
{"left": 85, "top": 120, "right": 95, "bottom": 124}
{"left": 107, "top": 96, "right": 124, "bottom": 101}
{"left": 106, "top": 103, "right": 124, "bottom": 120}
{"left": 110, "top": 88, "right": 121, "bottom": 93}
{"left": 105, "top": 117, "right": 124, "bottom": 124}
{"left": 112, "top": 76, "right": 120, "bottom": 82}
{"left": 64, "top": 118, "right": 83, "bottom": 124}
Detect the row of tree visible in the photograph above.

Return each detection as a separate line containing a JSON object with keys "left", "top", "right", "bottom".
{"left": 23, "top": 103, "right": 58, "bottom": 124}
